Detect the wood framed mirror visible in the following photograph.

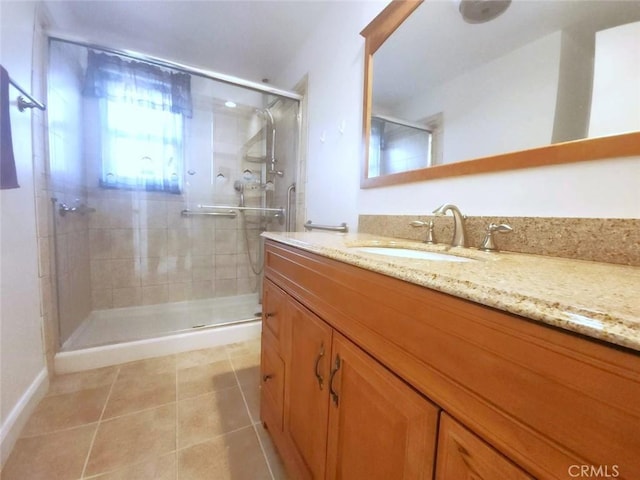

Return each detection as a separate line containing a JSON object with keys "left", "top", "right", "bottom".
{"left": 360, "top": 0, "right": 640, "bottom": 189}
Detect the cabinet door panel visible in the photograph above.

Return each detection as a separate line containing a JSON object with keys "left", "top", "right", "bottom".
{"left": 263, "top": 279, "right": 286, "bottom": 350}
{"left": 260, "top": 334, "right": 285, "bottom": 432}
{"left": 286, "top": 299, "right": 333, "bottom": 479}
{"left": 436, "top": 413, "right": 533, "bottom": 480}
{"left": 326, "top": 332, "right": 439, "bottom": 480}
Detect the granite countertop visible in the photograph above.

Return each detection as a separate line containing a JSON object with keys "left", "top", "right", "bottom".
{"left": 262, "top": 231, "right": 640, "bottom": 353}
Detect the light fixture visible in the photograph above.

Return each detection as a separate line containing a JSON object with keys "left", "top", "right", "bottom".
{"left": 457, "top": 0, "right": 511, "bottom": 24}
{"left": 225, "top": 100, "right": 237, "bottom": 108}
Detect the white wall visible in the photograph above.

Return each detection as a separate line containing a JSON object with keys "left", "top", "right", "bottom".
{"left": 398, "top": 31, "right": 563, "bottom": 165}
{"left": 589, "top": 21, "right": 640, "bottom": 138}
{"left": 0, "top": 0, "right": 48, "bottom": 464}
{"left": 274, "top": 1, "right": 389, "bottom": 231}
{"left": 277, "top": 2, "right": 640, "bottom": 225}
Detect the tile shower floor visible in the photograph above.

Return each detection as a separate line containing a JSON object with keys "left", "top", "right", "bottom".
{"left": 2, "top": 339, "right": 288, "bottom": 480}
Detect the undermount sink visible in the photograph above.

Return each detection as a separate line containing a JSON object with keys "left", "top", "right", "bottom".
{"left": 352, "top": 246, "right": 476, "bottom": 262}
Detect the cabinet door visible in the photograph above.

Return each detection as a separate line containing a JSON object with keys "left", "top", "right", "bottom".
{"left": 260, "top": 333, "right": 285, "bottom": 432}
{"left": 262, "top": 279, "right": 287, "bottom": 350}
{"left": 325, "top": 332, "right": 440, "bottom": 480}
{"left": 286, "top": 299, "right": 333, "bottom": 479}
{"left": 436, "top": 413, "right": 533, "bottom": 480}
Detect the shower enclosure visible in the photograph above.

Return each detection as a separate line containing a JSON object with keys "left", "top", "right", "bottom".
{"left": 46, "top": 38, "right": 300, "bottom": 352}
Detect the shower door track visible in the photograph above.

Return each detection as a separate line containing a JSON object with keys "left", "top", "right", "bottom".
{"left": 47, "top": 33, "right": 303, "bottom": 101}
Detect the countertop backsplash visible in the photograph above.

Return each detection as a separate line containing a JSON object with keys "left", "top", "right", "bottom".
{"left": 358, "top": 215, "right": 640, "bottom": 267}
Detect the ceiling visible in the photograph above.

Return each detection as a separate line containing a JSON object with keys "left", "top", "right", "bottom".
{"left": 374, "top": 0, "right": 640, "bottom": 109}
{"left": 43, "top": 0, "right": 342, "bottom": 87}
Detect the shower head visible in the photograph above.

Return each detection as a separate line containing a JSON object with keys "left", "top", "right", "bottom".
{"left": 458, "top": 0, "right": 511, "bottom": 24}
{"left": 234, "top": 180, "right": 245, "bottom": 192}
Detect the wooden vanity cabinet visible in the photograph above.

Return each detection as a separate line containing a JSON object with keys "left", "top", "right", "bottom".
{"left": 260, "top": 278, "right": 439, "bottom": 480}
{"left": 435, "top": 413, "right": 533, "bottom": 480}
{"left": 262, "top": 240, "right": 640, "bottom": 480}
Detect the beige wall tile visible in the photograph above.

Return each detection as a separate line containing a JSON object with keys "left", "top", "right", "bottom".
{"left": 141, "top": 228, "right": 168, "bottom": 257}
{"left": 139, "top": 200, "right": 168, "bottom": 228}
{"left": 111, "top": 259, "right": 141, "bottom": 288}
{"left": 111, "top": 229, "right": 138, "bottom": 259}
{"left": 191, "top": 281, "right": 214, "bottom": 300}
{"left": 89, "top": 228, "right": 112, "bottom": 259}
{"left": 214, "top": 229, "right": 238, "bottom": 254}
{"left": 192, "top": 255, "right": 214, "bottom": 282}
{"left": 190, "top": 226, "right": 214, "bottom": 256}
{"left": 112, "top": 287, "right": 142, "bottom": 308}
{"left": 167, "top": 256, "right": 192, "bottom": 282}
{"left": 92, "top": 288, "right": 113, "bottom": 310}
{"left": 237, "top": 277, "right": 258, "bottom": 295}
{"left": 142, "top": 284, "right": 169, "bottom": 305}
{"left": 91, "top": 259, "right": 113, "bottom": 289}
{"left": 214, "top": 279, "right": 237, "bottom": 297}
{"left": 141, "top": 257, "right": 169, "bottom": 286}
{"left": 168, "top": 282, "right": 191, "bottom": 302}
{"left": 214, "top": 254, "right": 237, "bottom": 280}
{"left": 167, "top": 228, "right": 191, "bottom": 256}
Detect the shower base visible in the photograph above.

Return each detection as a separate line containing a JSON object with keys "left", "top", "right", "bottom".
{"left": 54, "top": 294, "right": 262, "bottom": 374}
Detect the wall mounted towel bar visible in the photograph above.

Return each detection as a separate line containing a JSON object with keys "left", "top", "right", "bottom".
{"left": 304, "top": 220, "right": 349, "bottom": 233}
{"left": 9, "top": 77, "right": 46, "bottom": 111}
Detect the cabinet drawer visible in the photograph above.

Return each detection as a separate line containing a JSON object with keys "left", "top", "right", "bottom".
{"left": 263, "top": 279, "right": 286, "bottom": 349}
{"left": 436, "top": 414, "right": 533, "bottom": 480}
{"left": 260, "top": 334, "right": 285, "bottom": 432}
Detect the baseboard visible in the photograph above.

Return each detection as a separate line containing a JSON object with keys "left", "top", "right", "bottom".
{"left": 0, "top": 368, "right": 49, "bottom": 466}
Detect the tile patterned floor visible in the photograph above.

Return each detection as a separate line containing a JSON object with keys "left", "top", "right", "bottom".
{"left": 1, "top": 339, "right": 289, "bottom": 480}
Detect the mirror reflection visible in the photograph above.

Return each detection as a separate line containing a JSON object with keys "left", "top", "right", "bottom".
{"left": 369, "top": 0, "right": 640, "bottom": 177}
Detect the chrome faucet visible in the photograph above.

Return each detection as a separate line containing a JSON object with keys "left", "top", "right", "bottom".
{"left": 432, "top": 203, "right": 467, "bottom": 247}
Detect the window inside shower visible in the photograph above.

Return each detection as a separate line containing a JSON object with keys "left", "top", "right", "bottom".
{"left": 47, "top": 38, "right": 300, "bottom": 350}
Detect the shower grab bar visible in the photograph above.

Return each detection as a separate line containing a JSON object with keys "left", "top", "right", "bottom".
{"left": 304, "top": 220, "right": 349, "bottom": 233}
{"left": 286, "top": 183, "right": 296, "bottom": 232}
{"left": 181, "top": 209, "right": 237, "bottom": 218}
{"left": 197, "top": 204, "right": 285, "bottom": 216}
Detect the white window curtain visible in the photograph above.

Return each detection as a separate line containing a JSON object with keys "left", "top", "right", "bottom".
{"left": 84, "top": 51, "right": 192, "bottom": 194}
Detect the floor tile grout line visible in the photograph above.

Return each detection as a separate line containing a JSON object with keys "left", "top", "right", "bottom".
{"left": 174, "top": 424, "right": 256, "bottom": 454}
{"left": 17, "top": 420, "right": 102, "bottom": 440}
{"left": 229, "top": 347, "right": 276, "bottom": 480}
{"left": 80, "top": 366, "right": 121, "bottom": 479}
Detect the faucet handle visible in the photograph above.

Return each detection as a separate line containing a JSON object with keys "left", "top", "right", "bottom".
{"left": 479, "top": 223, "right": 512, "bottom": 251}
{"left": 409, "top": 220, "right": 436, "bottom": 244}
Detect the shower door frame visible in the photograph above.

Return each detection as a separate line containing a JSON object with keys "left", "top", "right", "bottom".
{"left": 46, "top": 34, "right": 305, "bottom": 349}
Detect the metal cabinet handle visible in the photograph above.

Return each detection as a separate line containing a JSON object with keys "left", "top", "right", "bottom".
{"left": 263, "top": 374, "right": 274, "bottom": 382}
{"left": 265, "top": 312, "right": 275, "bottom": 318}
{"left": 329, "top": 355, "right": 341, "bottom": 406}
{"left": 314, "top": 344, "right": 325, "bottom": 389}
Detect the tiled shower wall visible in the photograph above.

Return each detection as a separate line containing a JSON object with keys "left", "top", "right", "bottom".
{"left": 86, "top": 191, "right": 260, "bottom": 309}
{"left": 82, "top": 82, "right": 286, "bottom": 310}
